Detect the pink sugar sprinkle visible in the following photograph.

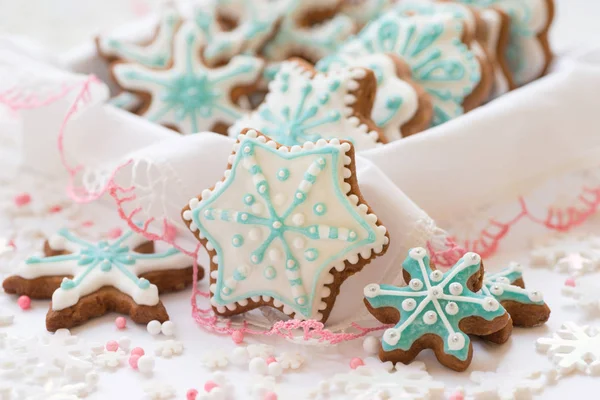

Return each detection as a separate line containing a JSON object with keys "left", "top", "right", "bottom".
{"left": 17, "top": 295, "right": 31, "bottom": 310}
{"left": 204, "top": 381, "right": 218, "bottom": 393}
{"left": 264, "top": 392, "right": 278, "bottom": 400}
{"left": 14, "top": 193, "right": 31, "bottom": 207}
{"left": 115, "top": 316, "right": 127, "bottom": 329}
{"left": 565, "top": 277, "right": 576, "bottom": 287}
{"left": 231, "top": 330, "right": 244, "bottom": 344}
{"left": 49, "top": 205, "right": 63, "bottom": 213}
{"left": 106, "top": 340, "right": 119, "bottom": 352}
{"left": 107, "top": 228, "right": 123, "bottom": 239}
{"left": 449, "top": 390, "right": 465, "bottom": 400}
{"left": 349, "top": 357, "right": 364, "bottom": 369}
{"left": 131, "top": 347, "right": 145, "bottom": 357}
{"left": 186, "top": 389, "right": 198, "bottom": 400}
{"left": 82, "top": 220, "right": 94, "bottom": 228}
{"left": 129, "top": 354, "right": 140, "bottom": 369}
{"left": 266, "top": 356, "right": 277, "bottom": 365}
{"left": 7, "top": 240, "right": 15, "bottom": 248}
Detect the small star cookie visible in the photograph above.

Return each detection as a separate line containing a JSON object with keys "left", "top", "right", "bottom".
{"left": 229, "top": 59, "right": 384, "bottom": 151}
{"left": 3, "top": 228, "right": 198, "bottom": 331}
{"left": 364, "top": 248, "right": 510, "bottom": 371}
{"left": 112, "top": 21, "right": 264, "bottom": 135}
{"left": 182, "top": 128, "right": 389, "bottom": 322}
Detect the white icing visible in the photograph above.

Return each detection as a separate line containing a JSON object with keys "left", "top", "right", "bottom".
{"left": 112, "top": 22, "right": 263, "bottom": 135}
{"left": 229, "top": 60, "right": 382, "bottom": 151}
{"left": 481, "top": 9, "right": 511, "bottom": 97}
{"left": 341, "top": 0, "right": 394, "bottom": 26}
{"left": 185, "top": 130, "right": 388, "bottom": 320}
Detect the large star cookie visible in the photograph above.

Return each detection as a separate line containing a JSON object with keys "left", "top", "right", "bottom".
{"left": 229, "top": 59, "right": 384, "bottom": 151}
{"left": 3, "top": 228, "right": 197, "bottom": 331}
{"left": 182, "top": 129, "right": 389, "bottom": 322}
{"left": 317, "top": 52, "right": 433, "bottom": 141}
{"left": 337, "top": 12, "right": 491, "bottom": 126}
{"left": 482, "top": 263, "right": 550, "bottom": 327}
{"left": 112, "top": 21, "right": 264, "bottom": 135}
{"left": 364, "top": 248, "right": 509, "bottom": 371}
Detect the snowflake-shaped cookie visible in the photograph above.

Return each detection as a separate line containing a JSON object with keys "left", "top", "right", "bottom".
{"left": 144, "top": 381, "right": 176, "bottom": 400}
{"left": 262, "top": 0, "right": 355, "bottom": 63}
{"left": 536, "top": 322, "right": 600, "bottom": 376}
{"left": 201, "top": 350, "right": 230, "bottom": 370}
{"left": 336, "top": 12, "right": 482, "bottom": 126}
{"left": 182, "top": 129, "right": 389, "bottom": 322}
{"left": 95, "top": 349, "right": 127, "bottom": 369}
{"left": 562, "top": 278, "right": 600, "bottom": 312}
{"left": 155, "top": 339, "right": 184, "bottom": 358}
{"left": 317, "top": 52, "right": 429, "bottom": 141}
{"left": 467, "top": 368, "right": 555, "bottom": 399}
{"left": 530, "top": 234, "right": 600, "bottom": 275}
{"left": 112, "top": 21, "right": 263, "bottom": 135}
{"left": 310, "top": 361, "right": 444, "bottom": 400}
{"left": 230, "top": 59, "right": 383, "bottom": 150}
{"left": 3, "top": 228, "right": 194, "bottom": 331}
{"left": 364, "top": 248, "right": 509, "bottom": 371}
{"left": 97, "top": 5, "right": 182, "bottom": 68}
{"left": 276, "top": 352, "right": 304, "bottom": 370}
{"left": 481, "top": 263, "right": 549, "bottom": 327}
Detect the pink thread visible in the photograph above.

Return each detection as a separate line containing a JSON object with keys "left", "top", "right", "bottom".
{"left": 49, "top": 205, "right": 63, "bottom": 213}
{"left": 17, "top": 295, "right": 31, "bottom": 310}
{"left": 203, "top": 381, "right": 218, "bottom": 393}
{"left": 163, "top": 221, "right": 177, "bottom": 242}
{"left": 186, "top": 389, "right": 198, "bottom": 400}
{"left": 81, "top": 220, "right": 94, "bottom": 228}
{"left": 565, "top": 277, "right": 576, "bottom": 287}
{"left": 0, "top": 81, "right": 79, "bottom": 112}
{"left": 264, "top": 392, "right": 278, "bottom": 400}
{"left": 106, "top": 340, "right": 119, "bottom": 352}
{"left": 349, "top": 357, "right": 364, "bottom": 369}
{"left": 231, "top": 330, "right": 244, "bottom": 344}
{"left": 115, "top": 316, "right": 127, "bottom": 329}
{"left": 13, "top": 193, "right": 31, "bottom": 207}
{"left": 131, "top": 347, "right": 145, "bottom": 357}
{"left": 129, "top": 354, "right": 140, "bottom": 369}
{"left": 107, "top": 228, "right": 123, "bottom": 239}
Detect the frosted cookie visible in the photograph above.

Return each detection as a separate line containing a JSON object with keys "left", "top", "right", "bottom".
{"left": 340, "top": 0, "right": 394, "bottom": 27}
{"left": 262, "top": 0, "right": 356, "bottom": 64}
{"left": 394, "top": 1, "right": 510, "bottom": 99}
{"left": 482, "top": 263, "right": 550, "bottom": 327}
{"left": 453, "top": 0, "right": 555, "bottom": 86}
{"left": 337, "top": 12, "right": 493, "bottom": 126}
{"left": 193, "top": 0, "right": 281, "bottom": 66}
{"left": 229, "top": 59, "right": 384, "bottom": 151}
{"left": 317, "top": 52, "right": 433, "bottom": 141}
{"left": 112, "top": 22, "right": 263, "bottom": 135}
{"left": 182, "top": 129, "right": 389, "bottom": 322}
{"left": 2, "top": 228, "right": 197, "bottom": 331}
{"left": 97, "top": 6, "right": 182, "bottom": 69}
{"left": 364, "top": 248, "right": 510, "bottom": 371}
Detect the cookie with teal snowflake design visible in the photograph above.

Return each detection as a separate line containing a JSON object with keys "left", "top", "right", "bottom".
{"left": 482, "top": 263, "right": 550, "bottom": 327}
{"left": 3, "top": 228, "right": 197, "bottom": 331}
{"left": 182, "top": 128, "right": 389, "bottom": 322}
{"left": 334, "top": 12, "right": 493, "bottom": 126}
{"left": 229, "top": 58, "right": 385, "bottom": 151}
{"left": 112, "top": 21, "right": 264, "bottom": 135}
{"left": 364, "top": 248, "right": 510, "bottom": 371}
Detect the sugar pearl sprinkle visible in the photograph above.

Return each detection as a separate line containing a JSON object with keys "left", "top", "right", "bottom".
{"left": 147, "top": 320, "right": 162, "bottom": 335}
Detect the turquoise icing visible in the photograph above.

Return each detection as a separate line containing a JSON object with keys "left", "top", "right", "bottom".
{"left": 304, "top": 248, "right": 319, "bottom": 262}
{"left": 243, "top": 194, "right": 255, "bottom": 205}
{"left": 364, "top": 249, "right": 507, "bottom": 361}
{"left": 192, "top": 135, "right": 378, "bottom": 317}
{"left": 277, "top": 168, "right": 290, "bottom": 181}
{"left": 332, "top": 12, "right": 480, "bottom": 126}
{"left": 26, "top": 228, "right": 181, "bottom": 292}
{"left": 313, "top": 203, "right": 327, "bottom": 216}
{"left": 482, "top": 265, "right": 545, "bottom": 305}
{"left": 263, "top": 266, "right": 276, "bottom": 280}
{"left": 232, "top": 234, "right": 244, "bottom": 247}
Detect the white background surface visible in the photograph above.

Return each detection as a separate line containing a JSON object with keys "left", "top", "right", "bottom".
{"left": 1, "top": 1, "right": 600, "bottom": 399}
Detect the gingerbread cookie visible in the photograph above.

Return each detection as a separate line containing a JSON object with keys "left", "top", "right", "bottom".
{"left": 482, "top": 263, "right": 550, "bottom": 327}
{"left": 3, "top": 228, "right": 197, "bottom": 331}
{"left": 317, "top": 52, "right": 433, "bottom": 141}
{"left": 261, "top": 0, "right": 356, "bottom": 64}
{"left": 336, "top": 12, "right": 493, "bottom": 126}
{"left": 340, "top": 0, "right": 394, "bottom": 27}
{"left": 182, "top": 129, "right": 389, "bottom": 322}
{"left": 364, "top": 248, "right": 509, "bottom": 371}
{"left": 453, "top": 0, "right": 555, "bottom": 86}
{"left": 111, "top": 21, "right": 264, "bottom": 135}
{"left": 394, "top": 1, "right": 512, "bottom": 99}
{"left": 229, "top": 59, "right": 384, "bottom": 151}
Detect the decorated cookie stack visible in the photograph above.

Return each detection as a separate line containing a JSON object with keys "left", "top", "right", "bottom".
{"left": 96, "top": 0, "right": 554, "bottom": 141}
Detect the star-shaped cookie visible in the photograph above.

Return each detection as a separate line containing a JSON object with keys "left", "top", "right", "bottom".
{"left": 364, "top": 248, "right": 509, "bottom": 371}
{"left": 229, "top": 59, "right": 384, "bottom": 151}
{"left": 3, "top": 228, "right": 198, "bottom": 331}
{"left": 112, "top": 21, "right": 264, "bottom": 134}
{"left": 182, "top": 129, "right": 389, "bottom": 322}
